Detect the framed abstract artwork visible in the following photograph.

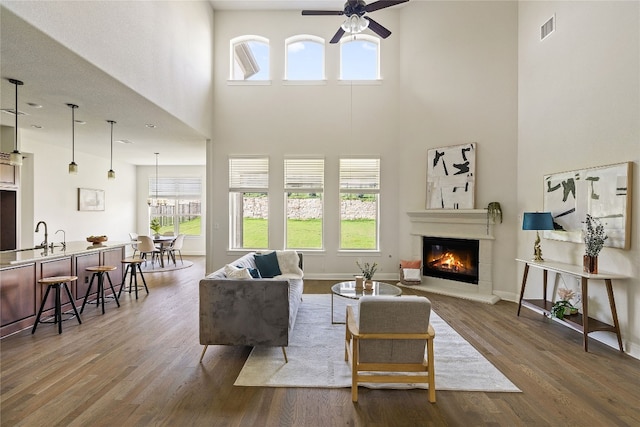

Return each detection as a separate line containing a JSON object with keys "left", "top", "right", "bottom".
{"left": 426, "top": 143, "right": 476, "bottom": 209}
{"left": 78, "top": 188, "right": 105, "bottom": 211}
{"left": 543, "top": 162, "right": 632, "bottom": 249}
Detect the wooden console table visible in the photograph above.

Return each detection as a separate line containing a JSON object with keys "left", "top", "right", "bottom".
{"left": 516, "top": 258, "right": 627, "bottom": 352}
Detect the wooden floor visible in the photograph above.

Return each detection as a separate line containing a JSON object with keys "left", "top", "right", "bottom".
{"left": 1, "top": 256, "right": 639, "bottom": 427}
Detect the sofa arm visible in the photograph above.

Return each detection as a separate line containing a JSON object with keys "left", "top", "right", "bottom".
{"left": 199, "top": 278, "right": 290, "bottom": 347}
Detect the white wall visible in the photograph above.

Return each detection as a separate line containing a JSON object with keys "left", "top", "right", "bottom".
{"left": 136, "top": 165, "right": 207, "bottom": 256}
{"left": 3, "top": 0, "right": 214, "bottom": 139}
{"left": 397, "top": 1, "right": 519, "bottom": 300}
{"left": 518, "top": 1, "right": 640, "bottom": 357}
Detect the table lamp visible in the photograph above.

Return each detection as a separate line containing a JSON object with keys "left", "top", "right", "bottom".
{"left": 522, "top": 212, "right": 554, "bottom": 262}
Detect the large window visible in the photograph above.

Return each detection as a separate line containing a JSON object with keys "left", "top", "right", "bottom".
{"left": 229, "top": 157, "right": 269, "bottom": 249}
{"left": 230, "top": 36, "right": 270, "bottom": 81}
{"left": 340, "top": 35, "right": 380, "bottom": 80}
{"left": 285, "top": 35, "right": 324, "bottom": 80}
{"left": 339, "top": 158, "right": 380, "bottom": 250}
{"left": 149, "top": 177, "right": 202, "bottom": 236}
{"left": 285, "top": 158, "right": 324, "bottom": 249}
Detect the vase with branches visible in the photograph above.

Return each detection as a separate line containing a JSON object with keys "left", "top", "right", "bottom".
{"left": 583, "top": 214, "right": 607, "bottom": 273}
{"left": 356, "top": 261, "right": 378, "bottom": 281}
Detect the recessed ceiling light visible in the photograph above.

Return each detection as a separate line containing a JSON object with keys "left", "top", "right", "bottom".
{"left": 1, "top": 108, "right": 27, "bottom": 116}
{"left": 145, "top": 123, "right": 157, "bottom": 128}
{"left": 116, "top": 139, "right": 134, "bottom": 144}
{"left": 26, "top": 102, "right": 42, "bottom": 108}
{"left": 31, "top": 124, "right": 43, "bottom": 129}
{"left": 74, "top": 120, "right": 86, "bottom": 125}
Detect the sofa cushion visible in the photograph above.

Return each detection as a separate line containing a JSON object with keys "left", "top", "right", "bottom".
{"left": 254, "top": 251, "right": 282, "bottom": 278}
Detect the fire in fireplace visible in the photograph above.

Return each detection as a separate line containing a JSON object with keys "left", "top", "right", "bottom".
{"left": 422, "top": 236, "right": 479, "bottom": 284}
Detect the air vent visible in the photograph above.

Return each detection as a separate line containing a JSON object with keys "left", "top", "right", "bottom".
{"left": 541, "top": 15, "right": 555, "bottom": 40}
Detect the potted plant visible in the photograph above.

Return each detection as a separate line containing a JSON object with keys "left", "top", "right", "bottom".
{"left": 150, "top": 218, "right": 162, "bottom": 238}
{"left": 357, "top": 261, "right": 378, "bottom": 290}
{"left": 583, "top": 214, "right": 607, "bottom": 273}
{"left": 550, "top": 288, "right": 579, "bottom": 319}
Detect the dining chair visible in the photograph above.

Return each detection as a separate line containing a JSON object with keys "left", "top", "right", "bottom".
{"left": 129, "top": 232, "right": 139, "bottom": 258}
{"left": 137, "top": 235, "right": 161, "bottom": 267}
{"left": 166, "top": 234, "right": 185, "bottom": 265}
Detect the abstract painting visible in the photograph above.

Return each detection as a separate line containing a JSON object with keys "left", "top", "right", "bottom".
{"left": 426, "top": 143, "right": 476, "bottom": 209}
{"left": 78, "top": 188, "right": 105, "bottom": 211}
{"left": 543, "top": 162, "right": 632, "bottom": 249}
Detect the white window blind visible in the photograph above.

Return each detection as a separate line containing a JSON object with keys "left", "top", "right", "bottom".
{"left": 284, "top": 158, "right": 324, "bottom": 191}
{"left": 229, "top": 157, "right": 269, "bottom": 191}
{"left": 339, "top": 158, "right": 380, "bottom": 192}
{"left": 149, "top": 177, "right": 202, "bottom": 198}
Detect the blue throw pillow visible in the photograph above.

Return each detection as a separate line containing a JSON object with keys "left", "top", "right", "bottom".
{"left": 254, "top": 251, "right": 281, "bottom": 278}
{"left": 237, "top": 265, "right": 261, "bottom": 278}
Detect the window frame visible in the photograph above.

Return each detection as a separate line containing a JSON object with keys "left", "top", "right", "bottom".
{"left": 229, "top": 35, "right": 271, "bottom": 82}
{"left": 284, "top": 34, "right": 326, "bottom": 82}
{"left": 148, "top": 177, "right": 203, "bottom": 237}
{"left": 339, "top": 34, "right": 381, "bottom": 81}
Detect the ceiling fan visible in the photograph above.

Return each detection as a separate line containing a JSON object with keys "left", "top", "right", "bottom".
{"left": 302, "top": 0, "right": 409, "bottom": 44}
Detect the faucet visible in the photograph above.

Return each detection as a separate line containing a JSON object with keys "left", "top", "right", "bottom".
{"left": 55, "top": 229, "right": 66, "bottom": 249}
{"left": 35, "top": 221, "right": 48, "bottom": 250}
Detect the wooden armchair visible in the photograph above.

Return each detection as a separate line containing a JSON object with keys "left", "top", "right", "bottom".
{"left": 345, "top": 295, "right": 436, "bottom": 403}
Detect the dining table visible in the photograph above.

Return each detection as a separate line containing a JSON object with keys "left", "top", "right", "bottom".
{"left": 152, "top": 236, "right": 176, "bottom": 268}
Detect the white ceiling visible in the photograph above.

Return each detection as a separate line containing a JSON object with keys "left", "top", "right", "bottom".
{"left": 0, "top": 6, "right": 207, "bottom": 166}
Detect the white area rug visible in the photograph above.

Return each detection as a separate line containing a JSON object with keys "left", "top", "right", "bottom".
{"left": 234, "top": 294, "right": 520, "bottom": 392}
{"left": 139, "top": 260, "right": 193, "bottom": 273}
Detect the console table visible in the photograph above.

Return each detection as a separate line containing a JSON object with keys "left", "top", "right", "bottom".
{"left": 516, "top": 258, "right": 627, "bottom": 352}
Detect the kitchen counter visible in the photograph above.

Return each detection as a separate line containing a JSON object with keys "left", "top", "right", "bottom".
{"left": 0, "top": 241, "right": 130, "bottom": 268}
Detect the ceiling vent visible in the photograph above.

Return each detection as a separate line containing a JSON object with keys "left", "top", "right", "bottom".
{"left": 541, "top": 15, "right": 555, "bottom": 41}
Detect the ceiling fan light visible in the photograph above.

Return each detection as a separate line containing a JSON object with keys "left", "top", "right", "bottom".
{"left": 341, "top": 15, "right": 368, "bottom": 34}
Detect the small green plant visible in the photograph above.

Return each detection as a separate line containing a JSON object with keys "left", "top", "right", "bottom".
{"left": 551, "top": 300, "right": 576, "bottom": 319}
{"left": 356, "top": 260, "right": 378, "bottom": 280}
{"left": 150, "top": 218, "right": 162, "bottom": 234}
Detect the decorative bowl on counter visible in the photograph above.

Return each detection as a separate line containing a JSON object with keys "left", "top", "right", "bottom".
{"left": 87, "top": 235, "right": 108, "bottom": 245}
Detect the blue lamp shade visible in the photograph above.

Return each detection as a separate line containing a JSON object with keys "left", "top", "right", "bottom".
{"left": 522, "top": 212, "right": 554, "bottom": 231}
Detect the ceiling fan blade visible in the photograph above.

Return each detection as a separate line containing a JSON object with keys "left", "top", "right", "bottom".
{"left": 330, "top": 27, "right": 346, "bottom": 44}
{"left": 302, "top": 10, "right": 344, "bottom": 16}
{"left": 364, "top": 16, "right": 392, "bottom": 38}
{"left": 365, "top": 0, "right": 409, "bottom": 13}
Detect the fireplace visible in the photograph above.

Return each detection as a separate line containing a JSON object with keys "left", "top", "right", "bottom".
{"left": 422, "top": 236, "right": 479, "bottom": 284}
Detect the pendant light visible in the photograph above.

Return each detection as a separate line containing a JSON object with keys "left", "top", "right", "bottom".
{"left": 7, "top": 78, "right": 24, "bottom": 166}
{"left": 67, "top": 103, "right": 79, "bottom": 174}
{"left": 107, "top": 120, "right": 116, "bottom": 179}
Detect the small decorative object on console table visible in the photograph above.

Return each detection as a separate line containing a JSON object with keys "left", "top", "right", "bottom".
{"left": 583, "top": 214, "right": 607, "bottom": 274}
{"left": 522, "top": 212, "right": 554, "bottom": 262}
{"left": 550, "top": 288, "right": 579, "bottom": 319}
{"left": 356, "top": 260, "right": 377, "bottom": 289}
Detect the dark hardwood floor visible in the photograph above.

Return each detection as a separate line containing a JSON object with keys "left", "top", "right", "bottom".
{"left": 1, "top": 256, "right": 639, "bottom": 426}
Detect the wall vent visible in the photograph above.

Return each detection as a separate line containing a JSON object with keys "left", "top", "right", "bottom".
{"left": 541, "top": 15, "right": 555, "bottom": 40}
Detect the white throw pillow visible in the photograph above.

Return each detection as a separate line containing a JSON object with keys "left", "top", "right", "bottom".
{"left": 224, "top": 264, "right": 252, "bottom": 279}
{"left": 403, "top": 268, "right": 422, "bottom": 281}
{"left": 275, "top": 250, "right": 303, "bottom": 278}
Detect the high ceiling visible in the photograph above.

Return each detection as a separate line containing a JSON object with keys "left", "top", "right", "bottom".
{"left": 0, "top": 6, "right": 207, "bottom": 166}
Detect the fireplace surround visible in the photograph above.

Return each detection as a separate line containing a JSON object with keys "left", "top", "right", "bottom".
{"left": 406, "top": 210, "right": 500, "bottom": 304}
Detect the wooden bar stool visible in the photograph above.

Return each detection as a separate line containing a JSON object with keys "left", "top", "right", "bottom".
{"left": 32, "top": 276, "right": 82, "bottom": 334}
{"left": 119, "top": 258, "right": 149, "bottom": 300}
{"left": 81, "top": 266, "right": 120, "bottom": 314}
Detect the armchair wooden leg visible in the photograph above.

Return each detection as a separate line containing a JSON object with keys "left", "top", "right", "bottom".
{"left": 352, "top": 337, "right": 359, "bottom": 402}
{"left": 427, "top": 338, "right": 436, "bottom": 403}
{"left": 281, "top": 346, "right": 288, "bottom": 363}
{"left": 199, "top": 345, "right": 209, "bottom": 363}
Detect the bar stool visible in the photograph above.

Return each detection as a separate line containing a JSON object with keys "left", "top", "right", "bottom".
{"left": 81, "top": 266, "right": 120, "bottom": 314}
{"left": 32, "top": 276, "right": 82, "bottom": 334}
{"left": 119, "top": 258, "right": 149, "bottom": 299}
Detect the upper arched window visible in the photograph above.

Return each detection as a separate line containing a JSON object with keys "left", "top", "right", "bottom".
{"left": 230, "top": 35, "right": 270, "bottom": 81}
{"left": 340, "top": 35, "right": 380, "bottom": 80}
{"left": 285, "top": 35, "right": 325, "bottom": 81}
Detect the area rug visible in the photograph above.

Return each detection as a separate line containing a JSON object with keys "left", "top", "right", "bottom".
{"left": 234, "top": 294, "right": 520, "bottom": 392}
{"left": 139, "top": 260, "right": 193, "bottom": 273}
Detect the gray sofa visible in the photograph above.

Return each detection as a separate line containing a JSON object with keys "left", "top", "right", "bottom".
{"left": 198, "top": 251, "right": 303, "bottom": 363}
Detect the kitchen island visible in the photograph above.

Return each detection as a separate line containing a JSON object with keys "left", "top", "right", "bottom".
{"left": 0, "top": 242, "right": 128, "bottom": 337}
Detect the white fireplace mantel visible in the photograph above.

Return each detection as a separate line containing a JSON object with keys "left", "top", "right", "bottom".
{"left": 404, "top": 209, "right": 500, "bottom": 304}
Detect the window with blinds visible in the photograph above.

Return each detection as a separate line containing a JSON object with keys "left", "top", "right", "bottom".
{"left": 285, "top": 158, "right": 324, "bottom": 250}
{"left": 229, "top": 156, "right": 269, "bottom": 249}
{"left": 339, "top": 157, "right": 380, "bottom": 251}
{"left": 148, "top": 177, "right": 202, "bottom": 236}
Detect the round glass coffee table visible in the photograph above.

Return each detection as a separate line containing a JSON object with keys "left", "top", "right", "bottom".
{"left": 331, "top": 281, "right": 402, "bottom": 324}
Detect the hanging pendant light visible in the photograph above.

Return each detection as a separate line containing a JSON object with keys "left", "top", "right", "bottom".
{"left": 67, "top": 103, "right": 79, "bottom": 174}
{"left": 147, "top": 152, "right": 160, "bottom": 206}
{"left": 107, "top": 120, "right": 116, "bottom": 179}
{"left": 7, "top": 78, "right": 24, "bottom": 166}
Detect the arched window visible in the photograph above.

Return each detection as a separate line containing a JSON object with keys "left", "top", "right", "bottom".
{"left": 285, "top": 35, "right": 325, "bottom": 81}
{"left": 340, "top": 35, "right": 380, "bottom": 80}
{"left": 230, "top": 35, "right": 270, "bottom": 81}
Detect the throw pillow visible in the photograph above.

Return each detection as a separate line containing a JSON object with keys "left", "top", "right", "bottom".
{"left": 403, "top": 268, "right": 422, "bottom": 281}
{"left": 275, "top": 250, "right": 303, "bottom": 278}
{"left": 400, "top": 260, "right": 421, "bottom": 269}
{"left": 235, "top": 265, "right": 261, "bottom": 278}
{"left": 254, "top": 251, "right": 282, "bottom": 278}
{"left": 224, "top": 264, "right": 253, "bottom": 279}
